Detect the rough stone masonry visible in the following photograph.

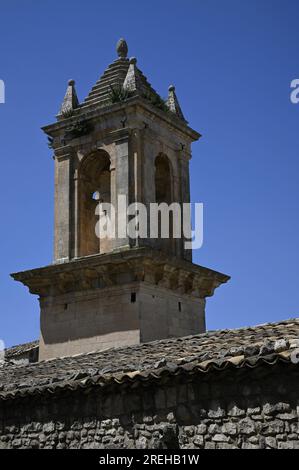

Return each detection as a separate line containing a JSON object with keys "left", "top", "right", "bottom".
{"left": 1, "top": 319, "right": 299, "bottom": 449}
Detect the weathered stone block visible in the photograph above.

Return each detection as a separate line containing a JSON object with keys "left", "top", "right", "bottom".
{"left": 265, "top": 436, "right": 277, "bottom": 448}
{"left": 222, "top": 422, "right": 238, "bottom": 435}
{"left": 196, "top": 424, "right": 207, "bottom": 435}
{"left": 204, "top": 442, "right": 216, "bottom": 449}
{"left": 239, "top": 418, "right": 255, "bottom": 435}
{"left": 43, "top": 422, "right": 55, "bottom": 434}
{"left": 278, "top": 440, "right": 299, "bottom": 449}
{"left": 208, "top": 401, "right": 225, "bottom": 418}
{"left": 228, "top": 404, "right": 246, "bottom": 417}
{"left": 262, "top": 420, "right": 284, "bottom": 435}
{"left": 193, "top": 435, "right": 204, "bottom": 447}
{"left": 212, "top": 434, "right": 231, "bottom": 443}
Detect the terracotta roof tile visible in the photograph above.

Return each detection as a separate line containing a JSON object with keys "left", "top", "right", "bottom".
{"left": 1, "top": 318, "right": 299, "bottom": 400}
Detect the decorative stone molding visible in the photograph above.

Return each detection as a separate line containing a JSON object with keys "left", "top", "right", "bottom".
{"left": 11, "top": 248, "right": 229, "bottom": 299}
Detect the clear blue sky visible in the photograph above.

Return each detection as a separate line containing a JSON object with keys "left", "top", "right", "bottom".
{"left": 0, "top": 0, "right": 298, "bottom": 347}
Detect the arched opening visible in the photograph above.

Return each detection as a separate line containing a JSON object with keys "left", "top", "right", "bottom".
{"left": 154, "top": 154, "right": 174, "bottom": 254}
{"left": 78, "top": 150, "right": 111, "bottom": 257}
{"left": 155, "top": 154, "right": 172, "bottom": 204}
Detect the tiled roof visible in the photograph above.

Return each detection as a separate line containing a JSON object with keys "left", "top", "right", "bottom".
{"left": 4, "top": 340, "right": 39, "bottom": 360}
{"left": 1, "top": 318, "right": 299, "bottom": 401}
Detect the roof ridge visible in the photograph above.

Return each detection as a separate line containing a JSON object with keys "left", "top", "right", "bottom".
{"left": 0, "top": 352, "right": 294, "bottom": 402}
{"left": 6, "top": 317, "right": 299, "bottom": 364}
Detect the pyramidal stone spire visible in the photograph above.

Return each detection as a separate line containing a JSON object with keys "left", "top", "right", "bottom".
{"left": 83, "top": 39, "right": 160, "bottom": 108}
{"left": 123, "top": 57, "right": 145, "bottom": 94}
{"left": 166, "top": 85, "right": 186, "bottom": 121}
{"left": 59, "top": 79, "right": 79, "bottom": 115}
{"left": 82, "top": 39, "right": 187, "bottom": 123}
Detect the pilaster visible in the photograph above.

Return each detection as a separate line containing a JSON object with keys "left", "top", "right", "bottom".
{"left": 54, "top": 145, "right": 74, "bottom": 263}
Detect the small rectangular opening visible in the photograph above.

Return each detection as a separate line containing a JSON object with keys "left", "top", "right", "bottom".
{"left": 178, "top": 302, "right": 182, "bottom": 312}
{"left": 64, "top": 303, "right": 68, "bottom": 311}
{"left": 131, "top": 293, "right": 136, "bottom": 303}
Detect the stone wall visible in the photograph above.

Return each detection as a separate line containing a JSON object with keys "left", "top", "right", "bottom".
{"left": 0, "top": 362, "right": 298, "bottom": 449}
{"left": 39, "top": 281, "right": 205, "bottom": 361}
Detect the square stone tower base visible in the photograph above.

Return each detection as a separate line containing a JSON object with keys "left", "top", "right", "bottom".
{"left": 12, "top": 248, "right": 229, "bottom": 361}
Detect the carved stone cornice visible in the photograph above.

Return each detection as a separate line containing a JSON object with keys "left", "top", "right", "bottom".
{"left": 42, "top": 96, "right": 200, "bottom": 143}
{"left": 11, "top": 248, "right": 230, "bottom": 299}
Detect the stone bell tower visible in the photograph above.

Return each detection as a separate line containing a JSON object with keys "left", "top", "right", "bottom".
{"left": 12, "top": 39, "right": 229, "bottom": 361}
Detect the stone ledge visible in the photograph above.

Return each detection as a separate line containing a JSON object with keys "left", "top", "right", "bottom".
{"left": 11, "top": 247, "right": 230, "bottom": 298}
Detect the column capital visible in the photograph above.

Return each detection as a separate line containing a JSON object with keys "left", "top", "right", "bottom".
{"left": 54, "top": 145, "right": 74, "bottom": 161}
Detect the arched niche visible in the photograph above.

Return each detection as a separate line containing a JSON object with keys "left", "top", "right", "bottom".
{"left": 78, "top": 150, "right": 111, "bottom": 257}
{"left": 155, "top": 153, "right": 173, "bottom": 204}
{"left": 154, "top": 153, "right": 175, "bottom": 254}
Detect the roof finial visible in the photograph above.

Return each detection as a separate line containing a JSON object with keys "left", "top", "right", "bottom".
{"left": 59, "top": 79, "right": 79, "bottom": 116}
{"left": 116, "top": 38, "right": 128, "bottom": 58}
{"left": 166, "top": 84, "right": 186, "bottom": 122}
{"left": 123, "top": 57, "right": 142, "bottom": 93}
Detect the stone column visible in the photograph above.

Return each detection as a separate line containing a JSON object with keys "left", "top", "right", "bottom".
{"left": 179, "top": 149, "right": 192, "bottom": 262}
{"left": 113, "top": 132, "right": 131, "bottom": 250}
{"left": 130, "top": 128, "right": 143, "bottom": 249}
{"left": 73, "top": 168, "right": 79, "bottom": 259}
{"left": 53, "top": 146, "right": 73, "bottom": 263}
